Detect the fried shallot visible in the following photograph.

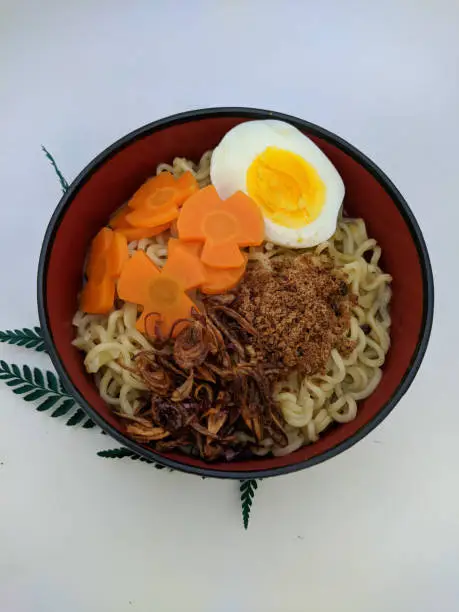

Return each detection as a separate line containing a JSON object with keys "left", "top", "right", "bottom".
{"left": 120, "top": 302, "right": 288, "bottom": 462}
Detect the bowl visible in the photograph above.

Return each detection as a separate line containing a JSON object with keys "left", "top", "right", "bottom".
{"left": 37, "top": 107, "right": 434, "bottom": 479}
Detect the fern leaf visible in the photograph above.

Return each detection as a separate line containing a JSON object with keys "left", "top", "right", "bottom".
{"left": 0, "top": 328, "right": 46, "bottom": 353}
{"left": 51, "top": 398, "right": 74, "bottom": 418}
{"left": 22, "top": 365, "right": 33, "bottom": 383}
{"left": 41, "top": 145, "right": 69, "bottom": 193}
{"left": 46, "top": 370, "right": 59, "bottom": 392}
{"left": 33, "top": 367, "right": 45, "bottom": 387}
{"left": 5, "top": 379, "right": 23, "bottom": 387}
{"left": 36, "top": 396, "right": 60, "bottom": 412}
{"left": 66, "top": 409, "right": 86, "bottom": 426}
{"left": 0, "top": 360, "right": 94, "bottom": 429}
{"left": 12, "top": 384, "right": 35, "bottom": 395}
{"left": 23, "top": 389, "right": 48, "bottom": 402}
{"left": 97, "top": 447, "right": 167, "bottom": 469}
{"left": 240, "top": 480, "right": 259, "bottom": 530}
{"left": 98, "top": 448, "right": 137, "bottom": 460}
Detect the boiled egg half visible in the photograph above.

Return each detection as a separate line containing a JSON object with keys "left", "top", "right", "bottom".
{"left": 210, "top": 120, "right": 345, "bottom": 248}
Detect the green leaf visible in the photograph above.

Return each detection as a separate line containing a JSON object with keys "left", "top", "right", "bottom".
{"left": 36, "top": 396, "right": 60, "bottom": 412}
{"left": 22, "top": 365, "right": 33, "bottom": 383}
{"left": 97, "top": 447, "right": 168, "bottom": 470}
{"left": 98, "top": 448, "right": 136, "bottom": 460}
{"left": 13, "top": 384, "right": 35, "bottom": 395}
{"left": 240, "top": 480, "right": 259, "bottom": 530}
{"left": 0, "top": 328, "right": 46, "bottom": 353}
{"left": 23, "top": 389, "right": 47, "bottom": 402}
{"left": 33, "top": 368, "right": 44, "bottom": 387}
{"left": 51, "top": 398, "right": 75, "bottom": 417}
{"left": 41, "top": 145, "right": 69, "bottom": 193}
{"left": 5, "top": 379, "right": 23, "bottom": 387}
{"left": 46, "top": 371, "right": 59, "bottom": 392}
{"left": 0, "top": 360, "right": 93, "bottom": 428}
{"left": 66, "top": 409, "right": 86, "bottom": 426}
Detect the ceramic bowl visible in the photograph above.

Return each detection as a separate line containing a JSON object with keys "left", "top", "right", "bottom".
{"left": 37, "top": 108, "right": 434, "bottom": 478}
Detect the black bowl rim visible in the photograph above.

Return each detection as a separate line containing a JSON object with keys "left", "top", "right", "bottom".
{"left": 37, "top": 106, "right": 434, "bottom": 479}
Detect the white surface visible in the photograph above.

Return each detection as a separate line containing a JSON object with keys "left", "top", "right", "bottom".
{"left": 1, "top": 1, "right": 458, "bottom": 611}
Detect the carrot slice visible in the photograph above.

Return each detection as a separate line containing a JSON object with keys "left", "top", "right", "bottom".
{"left": 109, "top": 232, "right": 129, "bottom": 277}
{"left": 117, "top": 250, "right": 195, "bottom": 337}
{"left": 164, "top": 239, "right": 206, "bottom": 290}
{"left": 137, "top": 283, "right": 195, "bottom": 337}
{"left": 201, "top": 253, "right": 247, "bottom": 294}
{"left": 80, "top": 276, "right": 115, "bottom": 315}
{"left": 117, "top": 251, "right": 160, "bottom": 307}
{"left": 128, "top": 174, "right": 176, "bottom": 210}
{"left": 91, "top": 227, "right": 113, "bottom": 253}
{"left": 201, "top": 241, "right": 244, "bottom": 269}
{"left": 175, "top": 171, "right": 199, "bottom": 203}
{"left": 86, "top": 228, "right": 113, "bottom": 278}
{"left": 80, "top": 227, "right": 129, "bottom": 314}
{"left": 222, "top": 191, "right": 266, "bottom": 247}
{"left": 114, "top": 224, "right": 170, "bottom": 242}
{"left": 167, "top": 239, "right": 247, "bottom": 294}
{"left": 126, "top": 188, "right": 180, "bottom": 227}
{"left": 109, "top": 205, "right": 131, "bottom": 230}
{"left": 110, "top": 202, "right": 170, "bottom": 241}
{"left": 177, "top": 186, "right": 264, "bottom": 268}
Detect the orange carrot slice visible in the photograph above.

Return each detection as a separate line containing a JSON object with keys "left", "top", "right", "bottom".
{"left": 80, "top": 227, "right": 129, "bottom": 314}
{"left": 126, "top": 188, "right": 180, "bottom": 227}
{"left": 109, "top": 232, "right": 129, "bottom": 276}
{"left": 86, "top": 228, "right": 113, "bottom": 279}
{"left": 168, "top": 239, "right": 247, "bottom": 294}
{"left": 110, "top": 203, "right": 171, "bottom": 241}
{"left": 137, "top": 284, "right": 195, "bottom": 338}
{"left": 128, "top": 174, "right": 176, "bottom": 210}
{"left": 177, "top": 186, "right": 264, "bottom": 269}
{"left": 201, "top": 253, "right": 247, "bottom": 294}
{"left": 109, "top": 205, "right": 131, "bottom": 230}
{"left": 116, "top": 250, "right": 196, "bottom": 337}
{"left": 80, "top": 276, "right": 115, "bottom": 315}
{"left": 117, "top": 251, "right": 160, "bottom": 307}
{"left": 175, "top": 171, "right": 199, "bottom": 203}
{"left": 164, "top": 239, "right": 206, "bottom": 290}
{"left": 202, "top": 241, "right": 244, "bottom": 269}
{"left": 114, "top": 224, "right": 170, "bottom": 242}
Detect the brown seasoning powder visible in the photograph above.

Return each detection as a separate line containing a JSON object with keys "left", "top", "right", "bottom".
{"left": 234, "top": 253, "right": 356, "bottom": 376}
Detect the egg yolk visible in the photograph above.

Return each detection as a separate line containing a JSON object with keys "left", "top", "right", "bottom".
{"left": 246, "top": 147, "right": 326, "bottom": 228}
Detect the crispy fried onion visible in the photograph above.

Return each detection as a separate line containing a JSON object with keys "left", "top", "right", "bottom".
{"left": 120, "top": 301, "right": 288, "bottom": 461}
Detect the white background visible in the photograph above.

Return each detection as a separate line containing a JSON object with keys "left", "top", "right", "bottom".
{"left": 1, "top": 1, "right": 458, "bottom": 611}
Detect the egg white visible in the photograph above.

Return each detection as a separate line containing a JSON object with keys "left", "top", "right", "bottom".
{"left": 210, "top": 120, "right": 345, "bottom": 248}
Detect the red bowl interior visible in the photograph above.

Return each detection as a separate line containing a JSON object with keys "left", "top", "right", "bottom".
{"left": 39, "top": 109, "right": 433, "bottom": 478}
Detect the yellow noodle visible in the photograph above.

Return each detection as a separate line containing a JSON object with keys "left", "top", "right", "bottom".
{"left": 273, "top": 217, "right": 392, "bottom": 447}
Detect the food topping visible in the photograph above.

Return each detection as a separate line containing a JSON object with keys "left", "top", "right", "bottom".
{"left": 80, "top": 228, "right": 128, "bottom": 314}
{"left": 234, "top": 253, "right": 356, "bottom": 375}
{"left": 128, "top": 305, "right": 287, "bottom": 461}
{"left": 125, "top": 171, "right": 198, "bottom": 228}
{"left": 117, "top": 247, "right": 205, "bottom": 338}
{"left": 177, "top": 185, "right": 264, "bottom": 268}
{"left": 167, "top": 239, "right": 248, "bottom": 295}
{"left": 108, "top": 171, "right": 198, "bottom": 242}
{"left": 210, "top": 119, "right": 345, "bottom": 248}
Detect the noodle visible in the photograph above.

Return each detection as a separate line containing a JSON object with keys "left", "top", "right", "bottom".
{"left": 272, "top": 218, "right": 392, "bottom": 447}
{"left": 73, "top": 151, "right": 392, "bottom": 455}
